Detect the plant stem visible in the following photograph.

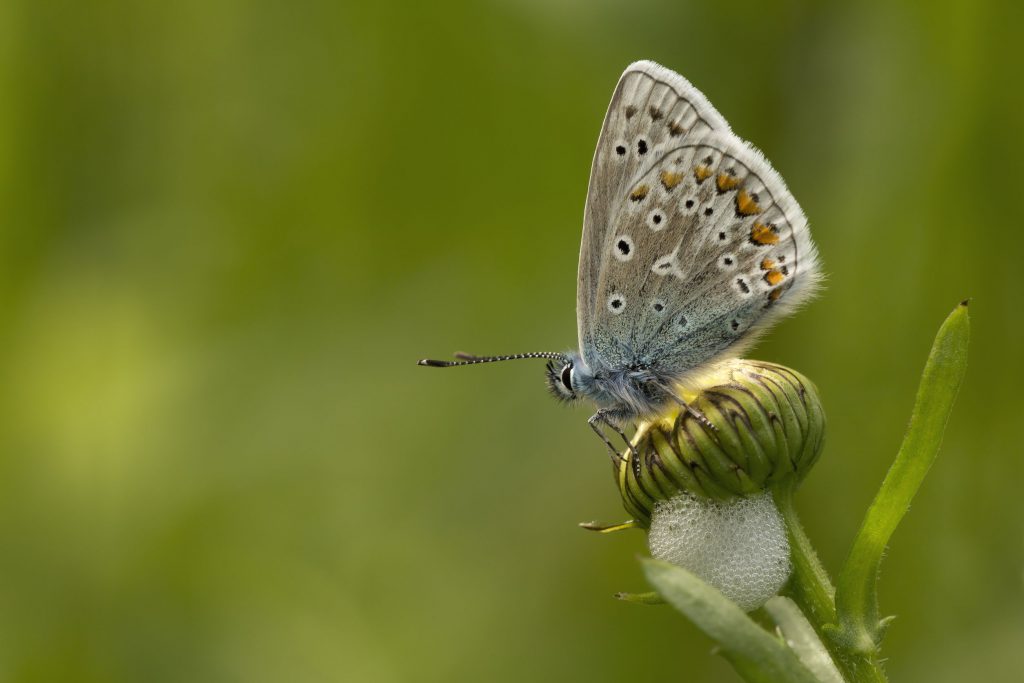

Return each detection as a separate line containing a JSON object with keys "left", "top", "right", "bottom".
{"left": 772, "top": 483, "right": 835, "bottom": 628}
{"left": 773, "top": 483, "right": 889, "bottom": 683}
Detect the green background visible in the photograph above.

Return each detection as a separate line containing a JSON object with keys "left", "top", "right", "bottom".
{"left": 1, "top": 1, "right": 1021, "bottom": 681}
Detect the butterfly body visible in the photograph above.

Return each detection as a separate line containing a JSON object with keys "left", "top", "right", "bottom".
{"left": 421, "top": 61, "right": 821, "bottom": 453}
{"left": 545, "top": 350, "right": 674, "bottom": 420}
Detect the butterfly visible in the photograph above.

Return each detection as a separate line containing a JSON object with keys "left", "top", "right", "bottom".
{"left": 419, "top": 61, "right": 821, "bottom": 458}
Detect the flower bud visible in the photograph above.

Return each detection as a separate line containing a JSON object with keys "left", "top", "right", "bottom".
{"left": 616, "top": 359, "right": 825, "bottom": 526}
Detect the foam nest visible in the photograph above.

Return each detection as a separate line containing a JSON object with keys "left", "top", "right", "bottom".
{"left": 647, "top": 490, "right": 791, "bottom": 611}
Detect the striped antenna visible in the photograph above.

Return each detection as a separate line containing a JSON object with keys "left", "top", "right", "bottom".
{"left": 417, "top": 351, "right": 568, "bottom": 368}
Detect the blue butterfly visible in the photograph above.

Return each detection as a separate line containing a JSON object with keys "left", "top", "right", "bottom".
{"left": 420, "top": 61, "right": 820, "bottom": 457}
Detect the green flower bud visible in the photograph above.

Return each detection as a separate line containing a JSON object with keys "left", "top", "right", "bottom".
{"left": 616, "top": 359, "right": 825, "bottom": 527}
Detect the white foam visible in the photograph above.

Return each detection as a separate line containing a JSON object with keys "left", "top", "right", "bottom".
{"left": 647, "top": 491, "right": 791, "bottom": 612}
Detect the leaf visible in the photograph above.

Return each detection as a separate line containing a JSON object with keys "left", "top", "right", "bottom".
{"left": 613, "top": 590, "right": 664, "bottom": 605}
{"left": 641, "top": 558, "right": 823, "bottom": 683}
{"left": 834, "top": 301, "right": 971, "bottom": 651}
{"left": 764, "top": 597, "right": 845, "bottom": 683}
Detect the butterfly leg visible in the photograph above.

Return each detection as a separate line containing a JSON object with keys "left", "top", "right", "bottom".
{"left": 682, "top": 402, "right": 717, "bottom": 431}
{"left": 662, "top": 386, "right": 718, "bottom": 432}
{"left": 588, "top": 409, "right": 639, "bottom": 462}
{"left": 588, "top": 413, "right": 624, "bottom": 462}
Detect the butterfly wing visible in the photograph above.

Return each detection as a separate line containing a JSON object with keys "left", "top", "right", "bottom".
{"left": 577, "top": 61, "right": 730, "bottom": 371}
{"left": 578, "top": 63, "right": 821, "bottom": 377}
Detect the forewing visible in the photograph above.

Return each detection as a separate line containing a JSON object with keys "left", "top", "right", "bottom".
{"left": 577, "top": 61, "right": 729, "bottom": 369}
{"left": 586, "top": 129, "right": 821, "bottom": 375}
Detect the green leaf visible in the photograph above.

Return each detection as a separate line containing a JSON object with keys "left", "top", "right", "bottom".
{"left": 641, "top": 558, "right": 822, "bottom": 683}
{"left": 834, "top": 301, "right": 971, "bottom": 652}
{"left": 764, "top": 597, "right": 845, "bottom": 683}
{"left": 613, "top": 590, "right": 665, "bottom": 605}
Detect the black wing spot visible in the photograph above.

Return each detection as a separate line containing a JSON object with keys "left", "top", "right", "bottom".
{"left": 684, "top": 199, "right": 694, "bottom": 209}
{"left": 718, "top": 231, "right": 726, "bottom": 240}
{"left": 625, "top": 105, "right": 638, "bottom": 119}
{"left": 737, "top": 278, "right": 750, "bottom": 293}
{"left": 615, "top": 145, "right": 626, "bottom": 156}
{"left": 731, "top": 319, "right": 740, "bottom": 331}
{"left": 704, "top": 207, "right": 714, "bottom": 216}
{"left": 653, "top": 302, "right": 665, "bottom": 312}
{"left": 637, "top": 139, "right": 648, "bottom": 155}
{"left": 617, "top": 239, "right": 630, "bottom": 255}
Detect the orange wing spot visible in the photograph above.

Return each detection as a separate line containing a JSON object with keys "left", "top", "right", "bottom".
{"left": 694, "top": 165, "right": 713, "bottom": 183}
{"left": 736, "top": 189, "right": 762, "bottom": 216}
{"left": 764, "top": 269, "right": 785, "bottom": 286}
{"left": 629, "top": 185, "right": 650, "bottom": 202}
{"left": 660, "top": 170, "right": 684, "bottom": 191}
{"left": 750, "top": 221, "right": 779, "bottom": 245}
{"left": 768, "top": 288, "right": 784, "bottom": 303}
{"left": 668, "top": 120, "right": 686, "bottom": 136}
{"left": 716, "top": 173, "right": 740, "bottom": 193}
{"left": 760, "top": 258, "right": 776, "bottom": 270}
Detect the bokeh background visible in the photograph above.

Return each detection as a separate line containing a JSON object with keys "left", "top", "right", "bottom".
{"left": 1, "top": 1, "right": 1021, "bottom": 681}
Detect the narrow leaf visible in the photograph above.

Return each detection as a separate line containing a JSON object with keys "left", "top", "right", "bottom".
{"left": 764, "top": 597, "right": 845, "bottom": 683}
{"left": 642, "top": 559, "right": 822, "bottom": 683}
{"left": 614, "top": 590, "right": 664, "bottom": 605}
{"left": 834, "top": 301, "right": 970, "bottom": 650}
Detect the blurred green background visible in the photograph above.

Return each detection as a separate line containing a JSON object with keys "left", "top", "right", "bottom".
{"left": 1, "top": 1, "right": 1021, "bottom": 681}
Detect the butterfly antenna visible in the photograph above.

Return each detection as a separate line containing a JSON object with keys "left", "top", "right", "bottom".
{"left": 417, "top": 352, "right": 568, "bottom": 368}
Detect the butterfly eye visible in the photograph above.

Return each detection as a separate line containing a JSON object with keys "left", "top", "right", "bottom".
{"left": 560, "top": 365, "right": 573, "bottom": 392}
{"left": 544, "top": 360, "right": 578, "bottom": 403}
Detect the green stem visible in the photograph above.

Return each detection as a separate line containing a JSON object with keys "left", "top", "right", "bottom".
{"left": 773, "top": 483, "right": 836, "bottom": 628}
{"left": 773, "top": 483, "right": 889, "bottom": 683}
{"left": 844, "top": 657, "right": 889, "bottom": 683}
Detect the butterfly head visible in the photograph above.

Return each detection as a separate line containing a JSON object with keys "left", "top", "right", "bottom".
{"left": 543, "top": 351, "right": 586, "bottom": 404}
